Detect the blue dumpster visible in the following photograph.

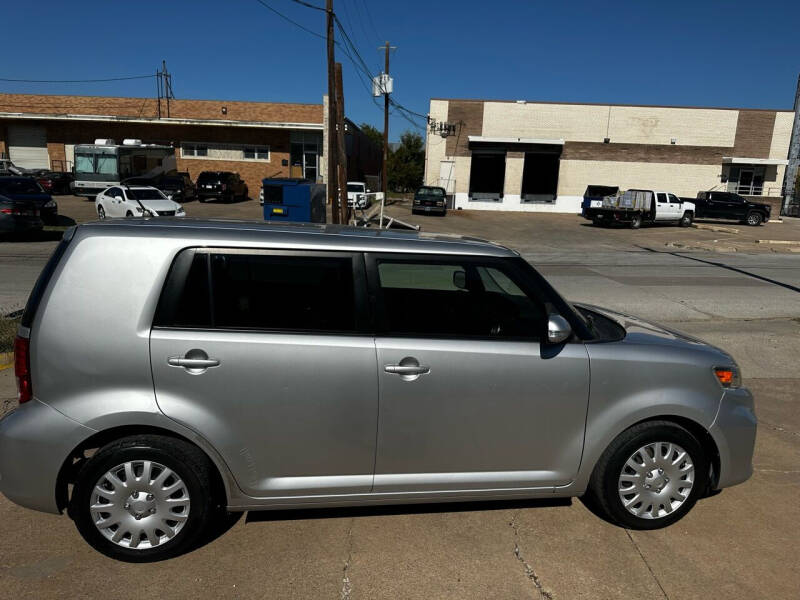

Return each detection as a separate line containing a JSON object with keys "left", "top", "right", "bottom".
{"left": 261, "top": 178, "right": 327, "bottom": 223}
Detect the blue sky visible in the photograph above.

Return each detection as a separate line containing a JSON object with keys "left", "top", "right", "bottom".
{"left": 2, "top": 1, "right": 798, "bottom": 140}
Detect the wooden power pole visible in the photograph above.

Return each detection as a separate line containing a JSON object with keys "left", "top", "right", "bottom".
{"left": 326, "top": 0, "right": 339, "bottom": 223}
{"left": 334, "top": 63, "right": 349, "bottom": 224}
{"left": 382, "top": 41, "right": 390, "bottom": 202}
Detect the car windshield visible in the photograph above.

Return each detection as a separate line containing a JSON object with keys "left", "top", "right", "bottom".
{"left": 347, "top": 184, "right": 364, "bottom": 192}
{"left": 127, "top": 188, "right": 166, "bottom": 200}
{"left": 0, "top": 179, "right": 44, "bottom": 194}
{"left": 160, "top": 177, "right": 181, "bottom": 186}
{"left": 416, "top": 188, "right": 444, "bottom": 197}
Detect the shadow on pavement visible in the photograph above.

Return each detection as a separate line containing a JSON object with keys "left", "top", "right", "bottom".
{"left": 245, "top": 497, "right": 572, "bottom": 524}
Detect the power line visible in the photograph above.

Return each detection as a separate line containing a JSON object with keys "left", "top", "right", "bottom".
{"left": 288, "top": 0, "right": 326, "bottom": 10}
{"left": 252, "top": 0, "right": 327, "bottom": 40}
{"left": 0, "top": 74, "right": 154, "bottom": 83}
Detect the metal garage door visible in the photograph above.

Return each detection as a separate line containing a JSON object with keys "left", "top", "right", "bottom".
{"left": 8, "top": 124, "right": 50, "bottom": 170}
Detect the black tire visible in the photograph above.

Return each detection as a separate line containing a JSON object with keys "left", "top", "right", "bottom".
{"left": 71, "top": 435, "right": 215, "bottom": 562}
{"left": 97, "top": 206, "right": 106, "bottom": 220}
{"left": 630, "top": 213, "right": 643, "bottom": 229}
{"left": 242, "top": 186, "right": 249, "bottom": 201}
{"left": 746, "top": 211, "right": 763, "bottom": 226}
{"left": 198, "top": 197, "right": 206, "bottom": 203}
{"left": 587, "top": 420, "right": 709, "bottom": 530}
{"left": 679, "top": 211, "right": 693, "bottom": 227}
{"left": 592, "top": 216, "right": 604, "bottom": 227}
{"left": 125, "top": 211, "right": 133, "bottom": 218}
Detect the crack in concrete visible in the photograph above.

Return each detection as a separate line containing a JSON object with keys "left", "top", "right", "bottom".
{"left": 509, "top": 512, "right": 554, "bottom": 600}
{"left": 625, "top": 530, "right": 669, "bottom": 600}
{"left": 759, "top": 420, "right": 800, "bottom": 438}
{"left": 340, "top": 518, "right": 354, "bottom": 600}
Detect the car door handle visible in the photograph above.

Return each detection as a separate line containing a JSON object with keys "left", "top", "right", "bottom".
{"left": 168, "top": 357, "right": 220, "bottom": 368}
{"left": 384, "top": 364, "right": 430, "bottom": 375}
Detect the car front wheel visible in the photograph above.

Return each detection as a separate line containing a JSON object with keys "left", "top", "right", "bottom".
{"left": 71, "top": 435, "right": 214, "bottom": 562}
{"left": 746, "top": 211, "right": 763, "bottom": 226}
{"left": 588, "top": 420, "right": 709, "bottom": 529}
{"left": 97, "top": 206, "right": 106, "bottom": 220}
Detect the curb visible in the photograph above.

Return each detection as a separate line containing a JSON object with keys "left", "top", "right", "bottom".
{"left": 691, "top": 223, "right": 740, "bottom": 234}
{"left": 0, "top": 352, "right": 13, "bottom": 370}
{"left": 756, "top": 239, "right": 800, "bottom": 245}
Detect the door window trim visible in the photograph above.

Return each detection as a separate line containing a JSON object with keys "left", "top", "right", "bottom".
{"left": 153, "top": 247, "right": 372, "bottom": 336}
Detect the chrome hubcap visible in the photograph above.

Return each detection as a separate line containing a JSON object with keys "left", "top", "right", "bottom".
{"left": 90, "top": 460, "right": 190, "bottom": 549}
{"left": 618, "top": 442, "right": 694, "bottom": 519}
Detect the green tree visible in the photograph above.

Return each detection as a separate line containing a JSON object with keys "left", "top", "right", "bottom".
{"left": 388, "top": 131, "right": 424, "bottom": 192}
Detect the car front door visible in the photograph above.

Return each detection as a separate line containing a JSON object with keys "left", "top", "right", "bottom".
{"left": 668, "top": 194, "right": 683, "bottom": 219}
{"left": 150, "top": 248, "right": 379, "bottom": 498}
{"left": 367, "top": 254, "right": 590, "bottom": 493}
{"left": 654, "top": 192, "right": 672, "bottom": 220}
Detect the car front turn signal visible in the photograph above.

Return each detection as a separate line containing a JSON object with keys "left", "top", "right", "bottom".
{"left": 714, "top": 366, "right": 741, "bottom": 389}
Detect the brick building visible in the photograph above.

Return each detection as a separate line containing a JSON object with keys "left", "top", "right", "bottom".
{"left": 424, "top": 98, "right": 795, "bottom": 214}
{"left": 0, "top": 93, "right": 380, "bottom": 195}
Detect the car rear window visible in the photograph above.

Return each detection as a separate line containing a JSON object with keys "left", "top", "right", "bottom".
{"left": 416, "top": 187, "right": 444, "bottom": 197}
{"left": 21, "top": 232, "right": 73, "bottom": 329}
{"left": 155, "top": 250, "right": 357, "bottom": 333}
{"left": 0, "top": 179, "right": 43, "bottom": 195}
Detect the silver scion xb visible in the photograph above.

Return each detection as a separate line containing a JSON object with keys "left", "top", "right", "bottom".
{"left": 0, "top": 220, "right": 756, "bottom": 562}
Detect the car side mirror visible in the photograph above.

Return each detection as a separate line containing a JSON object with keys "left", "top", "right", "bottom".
{"left": 547, "top": 315, "right": 572, "bottom": 344}
{"left": 453, "top": 270, "right": 467, "bottom": 290}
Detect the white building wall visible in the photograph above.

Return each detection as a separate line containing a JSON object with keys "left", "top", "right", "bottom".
{"left": 424, "top": 100, "right": 449, "bottom": 187}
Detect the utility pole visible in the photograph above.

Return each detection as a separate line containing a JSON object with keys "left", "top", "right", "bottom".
{"left": 335, "top": 63, "right": 349, "bottom": 224}
{"left": 326, "top": 0, "right": 339, "bottom": 223}
{"left": 783, "top": 73, "right": 800, "bottom": 213}
{"left": 162, "top": 60, "right": 172, "bottom": 118}
{"left": 382, "top": 41, "right": 390, "bottom": 202}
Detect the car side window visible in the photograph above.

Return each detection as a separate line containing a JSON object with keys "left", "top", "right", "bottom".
{"left": 375, "top": 259, "right": 546, "bottom": 339}
{"left": 668, "top": 194, "right": 680, "bottom": 204}
{"left": 155, "top": 251, "right": 358, "bottom": 333}
{"left": 657, "top": 193, "right": 668, "bottom": 203}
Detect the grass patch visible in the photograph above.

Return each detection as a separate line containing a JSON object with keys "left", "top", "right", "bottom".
{"left": 0, "top": 315, "right": 21, "bottom": 354}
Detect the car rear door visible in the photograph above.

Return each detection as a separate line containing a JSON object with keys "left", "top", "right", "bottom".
{"left": 367, "top": 254, "right": 590, "bottom": 493}
{"left": 150, "top": 248, "right": 379, "bottom": 498}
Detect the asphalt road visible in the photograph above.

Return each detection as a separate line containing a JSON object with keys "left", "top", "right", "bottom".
{"left": 1, "top": 199, "right": 798, "bottom": 599}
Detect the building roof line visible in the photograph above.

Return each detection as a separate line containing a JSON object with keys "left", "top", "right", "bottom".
{"left": 0, "top": 112, "right": 323, "bottom": 130}
{"left": 431, "top": 97, "right": 794, "bottom": 113}
{"left": 0, "top": 91, "right": 323, "bottom": 108}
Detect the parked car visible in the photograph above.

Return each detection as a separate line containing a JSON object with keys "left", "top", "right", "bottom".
{"left": 35, "top": 171, "right": 75, "bottom": 195}
{"left": 0, "top": 176, "right": 58, "bottom": 224}
{"left": 412, "top": 186, "right": 448, "bottom": 215}
{"left": 1, "top": 221, "right": 755, "bottom": 561}
{"left": 585, "top": 189, "right": 694, "bottom": 229}
{"left": 95, "top": 185, "right": 185, "bottom": 219}
{"left": 0, "top": 194, "right": 43, "bottom": 235}
{"left": 688, "top": 191, "right": 771, "bottom": 226}
{"left": 122, "top": 173, "right": 197, "bottom": 202}
{"left": 196, "top": 171, "right": 248, "bottom": 203}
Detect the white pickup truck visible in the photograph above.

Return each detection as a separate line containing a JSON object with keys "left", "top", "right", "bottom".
{"left": 584, "top": 189, "right": 695, "bottom": 229}
{"left": 346, "top": 181, "right": 385, "bottom": 209}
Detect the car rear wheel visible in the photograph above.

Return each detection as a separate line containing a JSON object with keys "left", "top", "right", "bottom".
{"left": 588, "top": 420, "right": 709, "bottom": 529}
{"left": 679, "top": 211, "right": 693, "bottom": 227}
{"left": 71, "top": 435, "right": 214, "bottom": 562}
{"left": 746, "top": 211, "right": 763, "bottom": 226}
{"left": 125, "top": 211, "right": 133, "bottom": 218}
{"left": 630, "top": 213, "right": 643, "bottom": 229}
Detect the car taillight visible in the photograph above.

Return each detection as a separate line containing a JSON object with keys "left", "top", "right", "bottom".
{"left": 14, "top": 335, "right": 32, "bottom": 404}
{"left": 1, "top": 208, "right": 23, "bottom": 215}
{"left": 221, "top": 183, "right": 227, "bottom": 191}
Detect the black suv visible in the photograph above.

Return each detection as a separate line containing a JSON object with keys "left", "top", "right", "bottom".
{"left": 691, "top": 191, "right": 772, "bottom": 226}
{"left": 196, "top": 171, "right": 249, "bottom": 203}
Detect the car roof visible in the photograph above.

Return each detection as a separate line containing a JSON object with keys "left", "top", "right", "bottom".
{"left": 77, "top": 219, "right": 517, "bottom": 257}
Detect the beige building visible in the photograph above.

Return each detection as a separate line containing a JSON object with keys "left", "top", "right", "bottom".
{"left": 424, "top": 98, "right": 795, "bottom": 213}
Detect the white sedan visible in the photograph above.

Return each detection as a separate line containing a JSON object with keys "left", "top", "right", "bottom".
{"left": 95, "top": 185, "right": 185, "bottom": 219}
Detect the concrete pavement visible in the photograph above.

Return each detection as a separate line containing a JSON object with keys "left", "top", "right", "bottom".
{"left": 0, "top": 199, "right": 798, "bottom": 598}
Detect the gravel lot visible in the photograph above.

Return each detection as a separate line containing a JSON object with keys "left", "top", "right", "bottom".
{"left": 1, "top": 196, "right": 798, "bottom": 599}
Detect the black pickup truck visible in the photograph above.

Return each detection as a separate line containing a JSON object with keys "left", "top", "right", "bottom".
{"left": 683, "top": 191, "right": 771, "bottom": 226}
